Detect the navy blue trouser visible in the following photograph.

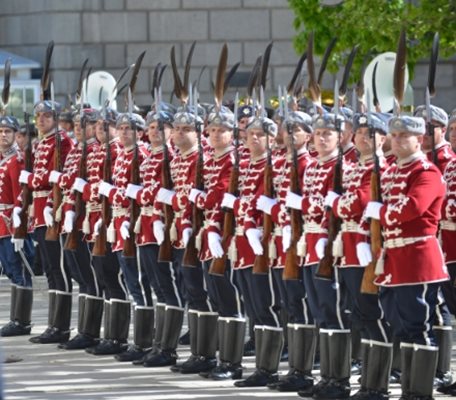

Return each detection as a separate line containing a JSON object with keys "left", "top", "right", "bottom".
{"left": 379, "top": 283, "right": 439, "bottom": 345}
{"left": 338, "top": 267, "right": 391, "bottom": 342}
{"left": 235, "top": 267, "right": 281, "bottom": 327}
{"left": 35, "top": 226, "right": 72, "bottom": 292}
{"left": 116, "top": 250, "right": 152, "bottom": 306}
{"left": 302, "top": 264, "right": 349, "bottom": 329}
{"left": 0, "top": 236, "right": 34, "bottom": 287}
{"left": 281, "top": 267, "right": 314, "bottom": 325}
{"left": 138, "top": 244, "right": 168, "bottom": 304}
{"left": 202, "top": 259, "right": 243, "bottom": 318}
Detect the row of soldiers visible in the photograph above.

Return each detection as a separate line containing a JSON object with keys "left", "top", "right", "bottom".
{"left": 0, "top": 86, "right": 456, "bottom": 400}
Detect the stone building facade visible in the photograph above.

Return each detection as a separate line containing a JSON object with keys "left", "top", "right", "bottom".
{"left": 0, "top": 0, "right": 454, "bottom": 111}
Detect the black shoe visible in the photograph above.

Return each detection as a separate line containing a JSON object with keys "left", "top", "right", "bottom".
{"left": 132, "top": 348, "right": 157, "bottom": 365}
{"left": 275, "top": 371, "right": 314, "bottom": 392}
{"left": 350, "top": 389, "right": 389, "bottom": 400}
{"left": 313, "top": 378, "right": 350, "bottom": 399}
{"left": 170, "top": 355, "right": 198, "bottom": 373}
{"left": 200, "top": 363, "right": 243, "bottom": 380}
{"left": 437, "top": 380, "right": 456, "bottom": 395}
{"left": 389, "top": 368, "right": 401, "bottom": 384}
{"left": 143, "top": 350, "right": 177, "bottom": 367}
{"left": 58, "top": 333, "right": 97, "bottom": 350}
{"left": 85, "top": 339, "right": 127, "bottom": 355}
{"left": 234, "top": 369, "right": 278, "bottom": 387}
{"left": 243, "top": 337, "right": 255, "bottom": 357}
{"left": 0, "top": 321, "right": 31, "bottom": 337}
{"left": 178, "top": 330, "right": 190, "bottom": 345}
{"left": 299, "top": 377, "right": 329, "bottom": 398}
{"left": 351, "top": 359, "right": 362, "bottom": 375}
{"left": 434, "top": 370, "right": 453, "bottom": 388}
{"left": 29, "top": 327, "right": 69, "bottom": 344}
{"left": 177, "top": 356, "right": 217, "bottom": 374}
{"left": 114, "top": 345, "right": 148, "bottom": 362}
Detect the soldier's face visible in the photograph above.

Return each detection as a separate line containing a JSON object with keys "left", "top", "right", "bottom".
{"left": 340, "top": 123, "right": 353, "bottom": 147}
{"left": 314, "top": 128, "right": 338, "bottom": 157}
{"left": 238, "top": 117, "right": 250, "bottom": 141}
{"left": 172, "top": 124, "right": 197, "bottom": 150}
{"left": 284, "top": 124, "right": 310, "bottom": 150}
{"left": 117, "top": 124, "right": 136, "bottom": 147}
{"left": 390, "top": 131, "right": 423, "bottom": 160}
{"left": 35, "top": 111, "right": 56, "bottom": 134}
{"left": 15, "top": 132, "right": 27, "bottom": 151}
{"left": 208, "top": 125, "right": 232, "bottom": 151}
{"left": 0, "top": 127, "right": 16, "bottom": 150}
{"left": 246, "top": 128, "right": 268, "bottom": 156}
{"left": 449, "top": 122, "right": 456, "bottom": 151}
{"left": 354, "top": 127, "right": 385, "bottom": 156}
{"left": 422, "top": 123, "right": 445, "bottom": 150}
{"left": 59, "top": 121, "right": 73, "bottom": 132}
{"left": 148, "top": 121, "right": 170, "bottom": 148}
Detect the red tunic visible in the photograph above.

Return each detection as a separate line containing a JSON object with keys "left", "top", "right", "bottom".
{"left": 441, "top": 158, "right": 456, "bottom": 264}
{"left": 108, "top": 144, "right": 149, "bottom": 252}
{"left": 25, "top": 131, "right": 73, "bottom": 228}
{"left": 425, "top": 141, "right": 456, "bottom": 174}
{"left": 343, "top": 144, "right": 358, "bottom": 163}
{"left": 374, "top": 152, "right": 448, "bottom": 286}
{"left": 332, "top": 155, "right": 387, "bottom": 267}
{"left": 0, "top": 147, "right": 23, "bottom": 238}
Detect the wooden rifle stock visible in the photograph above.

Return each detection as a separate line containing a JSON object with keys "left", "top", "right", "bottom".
{"left": 182, "top": 123, "right": 205, "bottom": 268}
{"left": 360, "top": 170, "right": 381, "bottom": 294}
{"left": 123, "top": 140, "right": 140, "bottom": 258}
{"left": 45, "top": 122, "right": 62, "bottom": 241}
{"left": 315, "top": 154, "right": 343, "bottom": 280}
{"left": 14, "top": 113, "right": 33, "bottom": 239}
{"left": 64, "top": 119, "right": 87, "bottom": 251}
{"left": 283, "top": 152, "right": 302, "bottom": 280}
{"left": 92, "top": 126, "right": 111, "bottom": 257}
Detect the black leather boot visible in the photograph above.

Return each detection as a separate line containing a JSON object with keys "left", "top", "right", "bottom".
{"left": 116, "top": 306, "right": 154, "bottom": 362}
{"left": 400, "top": 342, "right": 414, "bottom": 399}
{"left": 434, "top": 327, "right": 453, "bottom": 389}
{"left": 59, "top": 294, "right": 86, "bottom": 349}
{"left": 143, "top": 306, "right": 183, "bottom": 367}
{"left": 29, "top": 290, "right": 56, "bottom": 343}
{"left": 1, "top": 286, "right": 33, "bottom": 337}
{"left": 171, "top": 309, "right": 198, "bottom": 372}
{"left": 409, "top": 343, "right": 438, "bottom": 400}
{"left": 350, "top": 339, "right": 370, "bottom": 399}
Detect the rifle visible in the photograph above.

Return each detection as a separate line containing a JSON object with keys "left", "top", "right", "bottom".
{"left": 64, "top": 108, "right": 87, "bottom": 251}
{"left": 361, "top": 93, "right": 381, "bottom": 294}
{"left": 122, "top": 89, "right": 140, "bottom": 258}
{"left": 14, "top": 89, "right": 33, "bottom": 239}
{"left": 209, "top": 93, "right": 240, "bottom": 276}
{"left": 182, "top": 87, "right": 205, "bottom": 267}
{"left": 92, "top": 115, "right": 111, "bottom": 257}
{"left": 315, "top": 81, "right": 343, "bottom": 280}
{"left": 253, "top": 87, "right": 273, "bottom": 275}
{"left": 283, "top": 102, "right": 302, "bottom": 281}
{"left": 45, "top": 83, "right": 63, "bottom": 241}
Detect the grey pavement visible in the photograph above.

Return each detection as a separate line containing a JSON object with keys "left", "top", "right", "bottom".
{"left": 0, "top": 276, "right": 454, "bottom": 400}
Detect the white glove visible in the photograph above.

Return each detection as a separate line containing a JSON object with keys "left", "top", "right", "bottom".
{"left": 365, "top": 201, "right": 382, "bottom": 220}
{"left": 256, "top": 195, "right": 277, "bottom": 215}
{"left": 120, "top": 220, "right": 130, "bottom": 240}
{"left": 282, "top": 225, "right": 292, "bottom": 252}
{"left": 73, "top": 177, "right": 88, "bottom": 193}
{"left": 11, "top": 238, "right": 24, "bottom": 253}
{"left": 221, "top": 193, "right": 237, "bottom": 209}
{"left": 285, "top": 191, "right": 303, "bottom": 210}
{"left": 324, "top": 191, "right": 340, "bottom": 209}
{"left": 19, "top": 170, "right": 31, "bottom": 184}
{"left": 49, "top": 170, "right": 62, "bottom": 184}
{"left": 98, "top": 181, "right": 115, "bottom": 197}
{"left": 156, "top": 188, "right": 176, "bottom": 205}
{"left": 12, "top": 207, "right": 22, "bottom": 228}
{"left": 356, "top": 242, "right": 373, "bottom": 267}
{"left": 63, "top": 210, "right": 75, "bottom": 233}
{"left": 43, "top": 206, "right": 54, "bottom": 227}
{"left": 246, "top": 228, "right": 263, "bottom": 256}
{"left": 93, "top": 218, "right": 102, "bottom": 236}
{"left": 153, "top": 220, "right": 165, "bottom": 245}
{"left": 126, "top": 183, "right": 143, "bottom": 200}
{"left": 315, "top": 238, "right": 328, "bottom": 260}
{"left": 208, "top": 232, "right": 224, "bottom": 258}
{"left": 182, "top": 227, "right": 193, "bottom": 247}
{"left": 189, "top": 188, "right": 205, "bottom": 204}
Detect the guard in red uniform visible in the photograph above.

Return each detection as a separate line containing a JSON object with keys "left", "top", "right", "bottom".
{"left": 16, "top": 100, "right": 73, "bottom": 344}
{"left": 257, "top": 110, "right": 317, "bottom": 392}
{"left": 366, "top": 115, "right": 448, "bottom": 400}
{"left": 0, "top": 116, "right": 35, "bottom": 337}
{"left": 287, "top": 113, "right": 352, "bottom": 399}
{"left": 223, "top": 115, "right": 283, "bottom": 388}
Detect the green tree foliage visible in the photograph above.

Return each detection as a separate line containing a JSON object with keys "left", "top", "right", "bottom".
{"left": 288, "top": 0, "right": 456, "bottom": 81}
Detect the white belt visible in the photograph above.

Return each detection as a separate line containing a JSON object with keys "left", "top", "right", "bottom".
{"left": 341, "top": 221, "right": 360, "bottom": 233}
{"left": 112, "top": 207, "right": 128, "bottom": 218}
{"left": 33, "top": 190, "right": 51, "bottom": 198}
{"left": 140, "top": 207, "right": 155, "bottom": 217}
{"left": 0, "top": 204, "right": 13, "bottom": 211}
{"left": 384, "top": 235, "right": 433, "bottom": 249}
{"left": 440, "top": 220, "right": 456, "bottom": 231}
{"left": 86, "top": 203, "right": 102, "bottom": 213}
{"left": 304, "top": 222, "right": 326, "bottom": 234}
{"left": 235, "top": 226, "right": 245, "bottom": 236}
{"left": 273, "top": 226, "right": 282, "bottom": 236}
